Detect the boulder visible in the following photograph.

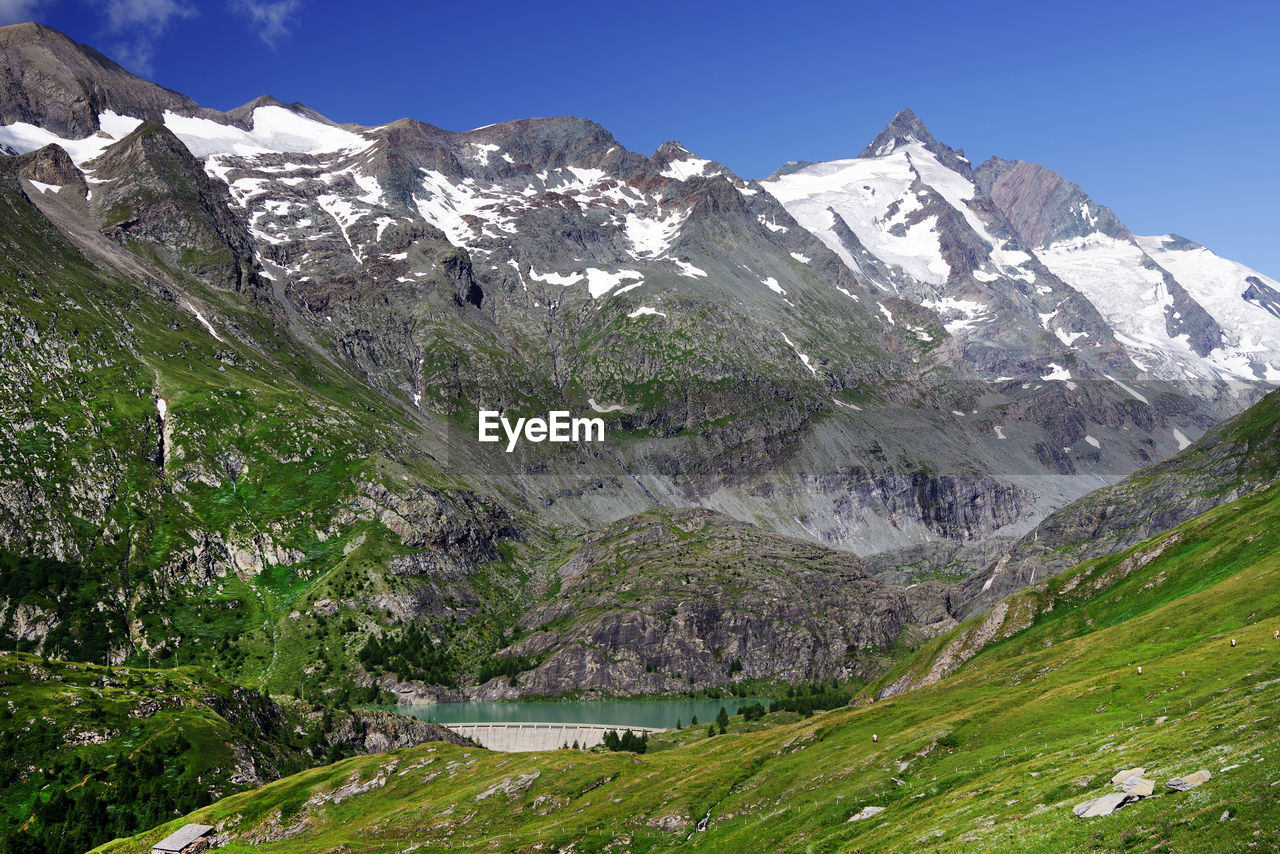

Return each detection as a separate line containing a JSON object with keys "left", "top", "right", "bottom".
{"left": 1073, "top": 793, "right": 1132, "bottom": 818}
{"left": 1110, "top": 767, "right": 1145, "bottom": 786}
{"left": 1122, "top": 778, "right": 1155, "bottom": 797}
{"left": 848, "top": 805, "right": 885, "bottom": 822}
{"left": 1166, "top": 770, "right": 1211, "bottom": 791}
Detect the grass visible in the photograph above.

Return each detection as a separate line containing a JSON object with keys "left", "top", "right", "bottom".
{"left": 95, "top": 478, "right": 1280, "bottom": 853}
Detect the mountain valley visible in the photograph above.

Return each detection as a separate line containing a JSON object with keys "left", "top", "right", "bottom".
{"left": 0, "top": 19, "right": 1276, "bottom": 853}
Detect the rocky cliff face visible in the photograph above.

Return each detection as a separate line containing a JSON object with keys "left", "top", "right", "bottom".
{"left": 460, "top": 509, "right": 955, "bottom": 699}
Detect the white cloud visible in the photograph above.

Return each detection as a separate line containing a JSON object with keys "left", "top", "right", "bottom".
{"left": 95, "top": 0, "right": 196, "bottom": 75}
{"left": 0, "top": 0, "right": 49, "bottom": 25}
{"left": 233, "top": 0, "right": 300, "bottom": 47}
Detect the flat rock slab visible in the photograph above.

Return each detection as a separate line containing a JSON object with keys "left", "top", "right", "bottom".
{"left": 1111, "top": 767, "right": 1145, "bottom": 786}
{"left": 848, "top": 805, "right": 885, "bottom": 822}
{"left": 1122, "top": 778, "right": 1155, "bottom": 797}
{"left": 1074, "top": 792, "right": 1133, "bottom": 818}
{"left": 1167, "top": 770, "right": 1212, "bottom": 791}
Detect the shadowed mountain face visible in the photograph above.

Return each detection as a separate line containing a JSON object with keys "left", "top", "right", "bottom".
{"left": 0, "top": 22, "right": 1276, "bottom": 703}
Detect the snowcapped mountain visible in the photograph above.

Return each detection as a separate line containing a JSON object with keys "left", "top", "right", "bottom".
{"left": 978, "top": 157, "right": 1280, "bottom": 387}
{"left": 763, "top": 109, "right": 1280, "bottom": 406}
{"left": 0, "top": 23, "right": 1273, "bottom": 560}
{"left": 6, "top": 20, "right": 1280, "bottom": 719}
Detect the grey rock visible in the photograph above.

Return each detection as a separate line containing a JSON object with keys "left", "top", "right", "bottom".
{"left": 1111, "top": 767, "right": 1145, "bottom": 786}
{"left": 1073, "top": 792, "right": 1132, "bottom": 818}
{"left": 1167, "top": 769, "right": 1212, "bottom": 791}
{"left": 1122, "top": 778, "right": 1155, "bottom": 797}
{"left": 1243, "top": 276, "right": 1280, "bottom": 320}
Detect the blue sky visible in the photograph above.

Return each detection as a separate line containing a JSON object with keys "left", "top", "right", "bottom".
{"left": 7, "top": 0, "right": 1279, "bottom": 276}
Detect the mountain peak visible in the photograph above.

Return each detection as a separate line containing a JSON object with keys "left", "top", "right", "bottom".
{"left": 653, "top": 140, "right": 691, "bottom": 160}
{"left": 859, "top": 108, "right": 940, "bottom": 158}
{"left": 224, "top": 95, "right": 334, "bottom": 130}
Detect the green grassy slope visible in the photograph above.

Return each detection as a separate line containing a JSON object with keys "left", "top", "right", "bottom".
{"left": 0, "top": 654, "right": 464, "bottom": 853}
{"left": 97, "top": 478, "right": 1280, "bottom": 853}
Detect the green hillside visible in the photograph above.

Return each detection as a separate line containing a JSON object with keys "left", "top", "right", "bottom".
{"left": 0, "top": 656, "right": 461, "bottom": 854}
{"left": 96, "top": 476, "right": 1280, "bottom": 853}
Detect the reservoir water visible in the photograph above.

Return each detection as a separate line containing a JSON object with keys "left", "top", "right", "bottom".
{"left": 391, "top": 698, "right": 771, "bottom": 730}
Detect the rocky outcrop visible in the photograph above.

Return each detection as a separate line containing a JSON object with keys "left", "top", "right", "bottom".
{"left": 87, "top": 120, "right": 264, "bottom": 291}
{"left": 875, "top": 593, "right": 1036, "bottom": 700}
{"left": 354, "top": 482, "right": 517, "bottom": 560}
{"left": 471, "top": 509, "right": 942, "bottom": 698}
{"left": 339, "top": 709, "right": 470, "bottom": 753}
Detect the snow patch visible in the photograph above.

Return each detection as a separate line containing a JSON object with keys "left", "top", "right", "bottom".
{"left": 529, "top": 267, "right": 643, "bottom": 298}
{"left": 625, "top": 209, "right": 689, "bottom": 258}
{"left": 1104, "top": 374, "right": 1150, "bottom": 404}
{"left": 661, "top": 155, "right": 714, "bottom": 181}
{"left": 1041, "top": 363, "right": 1072, "bottom": 381}
{"left": 922, "top": 297, "right": 991, "bottom": 335}
{"left": 584, "top": 268, "right": 643, "bottom": 298}
{"left": 165, "top": 107, "right": 367, "bottom": 159}
{"left": 186, "top": 304, "right": 222, "bottom": 342}
{"left": 0, "top": 110, "right": 144, "bottom": 165}
{"left": 529, "top": 268, "right": 585, "bottom": 287}
{"left": 758, "top": 215, "right": 788, "bottom": 233}
{"left": 780, "top": 333, "right": 817, "bottom": 375}
{"left": 469, "top": 142, "right": 500, "bottom": 164}
{"left": 673, "top": 259, "right": 708, "bottom": 278}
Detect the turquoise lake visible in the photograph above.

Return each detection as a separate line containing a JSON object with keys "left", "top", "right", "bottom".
{"left": 391, "top": 698, "right": 771, "bottom": 730}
